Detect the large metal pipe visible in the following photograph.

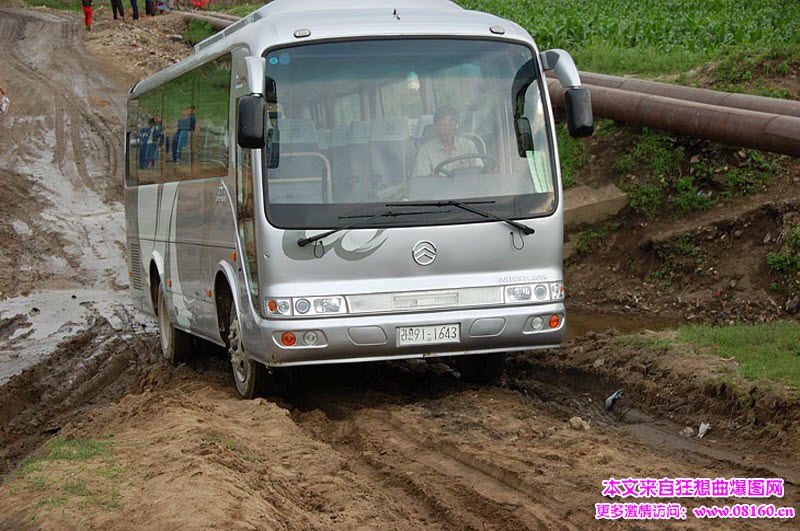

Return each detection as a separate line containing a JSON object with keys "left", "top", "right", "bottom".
{"left": 548, "top": 80, "right": 800, "bottom": 157}
{"left": 577, "top": 71, "right": 800, "bottom": 119}
{"left": 177, "top": 11, "right": 232, "bottom": 30}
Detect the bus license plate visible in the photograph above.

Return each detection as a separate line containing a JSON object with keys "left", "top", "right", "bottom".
{"left": 397, "top": 324, "right": 460, "bottom": 347}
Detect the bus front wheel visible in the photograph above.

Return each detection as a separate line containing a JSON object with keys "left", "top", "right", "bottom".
{"left": 226, "top": 303, "right": 268, "bottom": 399}
{"left": 157, "top": 288, "right": 191, "bottom": 366}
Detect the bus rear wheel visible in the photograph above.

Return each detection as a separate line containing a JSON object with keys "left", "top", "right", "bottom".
{"left": 157, "top": 288, "right": 191, "bottom": 366}
{"left": 226, "top": 303, "right": 268, "bottom": 399}
{"left": 455, "top": 353, "right": 506, "bottom": 384}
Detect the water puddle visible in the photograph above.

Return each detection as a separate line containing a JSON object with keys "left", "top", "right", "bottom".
{"left": 566, "top": 307, "right": 680, "bottom": 340}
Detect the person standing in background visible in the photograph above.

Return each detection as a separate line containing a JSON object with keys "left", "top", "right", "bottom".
{"left": 130, "top": 0, "right": 139, "bottom": 20}
{"left": 0, "top": 86, "right": 9, "bottom": 115}
{"left": 81, "top": 0, "right": 93, "bottom": 31}
{"left": 110, "top": 0, "right": 124, "bottom": 20}
{"left": 172, "top": 106, "right": 196, "bottom": 162}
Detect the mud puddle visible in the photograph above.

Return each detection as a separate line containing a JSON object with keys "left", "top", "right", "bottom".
{"left": 0, "top": 289, "right": 150, "bottom": 386}
{"left": 566, "top": 306, "right": 680, "bottom": 340}
{"left": 506, "top": 360, "right": 800, "bottom": 484}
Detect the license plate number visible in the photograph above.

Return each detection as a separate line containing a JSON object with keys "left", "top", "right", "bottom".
{"left": 397, "top": 324, "right": 460, "bottom": 346}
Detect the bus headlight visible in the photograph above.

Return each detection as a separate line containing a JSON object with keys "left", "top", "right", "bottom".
{"left": 295, "top": 298, "right": 311, "bottom": 314}
{"left": 506, "top": 285, "right": 532, "bottom": 302}
{"left": 313, "top": 297, "right": 346, "bottom": 314}
{"left": 266, "top": 298, "right": 293, "bottom": 315}
{"left": 504, "top": 281, "right": 564, "bottom": 304}
{"left": 550, "top": 281, "right": 565, "bottom": 300}
{"left": 533, "top": 284, "right": 549, "bottom": 301}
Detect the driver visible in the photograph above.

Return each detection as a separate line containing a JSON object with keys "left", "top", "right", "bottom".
{"left": 412, "top": 105, "right": 481, "bottom": 176}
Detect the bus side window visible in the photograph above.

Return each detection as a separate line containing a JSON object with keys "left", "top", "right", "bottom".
{"left": 194, "top": 56, "right": 231, "bottom": 178}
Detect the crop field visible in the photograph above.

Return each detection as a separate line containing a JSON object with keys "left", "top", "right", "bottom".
{"left": 459, "top": 0, "right": 800, "bottom": 74}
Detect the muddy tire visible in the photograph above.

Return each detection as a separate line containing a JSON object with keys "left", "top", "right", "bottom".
{"left": 157, "top": 288, "right": 192, "bottom": 366}
{"left": 225, "top": 302, "right": 268, "bottom": 399}
{"left": 456, "top": 353, "right": 506, "bottom": 384}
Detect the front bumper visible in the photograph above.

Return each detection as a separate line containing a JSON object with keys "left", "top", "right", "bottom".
{"left": 245, "top": 302, "right": 566, "bottom": 366}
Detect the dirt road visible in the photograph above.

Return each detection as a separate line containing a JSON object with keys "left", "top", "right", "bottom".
{"left": 1, "top": 8, "right": 799, "bottom": 529}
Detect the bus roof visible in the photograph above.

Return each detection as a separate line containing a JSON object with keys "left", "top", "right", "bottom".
{"left": 130, "top": 0, "right": 532, "bottom": 97}
{"left": 255, "top": 0, "right": 463, "bottom": 16}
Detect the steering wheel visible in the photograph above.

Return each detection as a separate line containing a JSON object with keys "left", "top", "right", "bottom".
{"left": 433, "top": 154, "right": 497, "bottom": 177}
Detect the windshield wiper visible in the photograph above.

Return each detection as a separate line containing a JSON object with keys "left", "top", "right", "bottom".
{"left": 385, "top": 200, "right": 535, "bottom": 235}
{"left": 297, "top": 209, "right": 447, "bottom": 247}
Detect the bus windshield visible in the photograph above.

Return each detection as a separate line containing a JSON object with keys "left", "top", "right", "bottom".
{"left": 261, "top": 38, "right": 556, "bottom": 229}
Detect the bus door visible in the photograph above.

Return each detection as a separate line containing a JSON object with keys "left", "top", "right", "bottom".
{"left": 232, "top": 50, "right": 260, "bottom": 309}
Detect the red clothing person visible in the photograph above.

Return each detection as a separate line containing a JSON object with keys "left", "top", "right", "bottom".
{"left": 81, "top": 0, "right": 93, "bottom": 30}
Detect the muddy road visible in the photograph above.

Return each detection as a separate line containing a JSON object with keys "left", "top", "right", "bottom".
{"left": 1, "top": 8, "right": 799, "bottom": 529}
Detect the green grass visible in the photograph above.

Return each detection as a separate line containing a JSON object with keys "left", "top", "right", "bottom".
{"left": 627, "top": 182, "right": 663, "bottom": 219}
{"left": 8, "top": 437, "right": 124, "bottom": 513}
{"left": 33, "top": 496, "right": 67, "bottom": 509}
{"left": 766, "top": 226, "right": 800, "bottom": 276}
{"left": 650, "top": 235, "right": 708, "bottom": 285}
{"left": 576, "top": 221, "right": 619, "bottom": 254}
{"left": 44, "top": 437, "right": 111, "bottom": 462}
{"left": 61, "top": 478, "right": 89, "bottom": 497}
{"left": 556, "top": 123, "right": 588, "bottom": 188}
{"left": 572, "top": 44, "right": 705, "bottom": 77}
{"left": 677, "top": 321, "right": 800, "bottom": 390}
{"left": 632, "top": 129, "right": 685, "bottom": 177}
{"left": 216, "top": 3, "right": 264, "bottom": 17}
{"left": 671, "top": 176, "right": 714, "bottom": 215}
{"left": 615, "top": 334, "right": 670, "bottom": 362}
{"left": 712, "top": 43, "right": 800, "bottom": 96}
{"left": 182, "top": 20, "right": 218, "bottom": 46}
{"left": 459, "top": 0, "right": 800, "bottom": 75}
{"left": 618, "top": 129, "right": 686, "bottom": 219}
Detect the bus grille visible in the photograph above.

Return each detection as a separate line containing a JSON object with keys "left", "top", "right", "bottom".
{"left": 129, "top": 243, "right": 143, "bottom": 290}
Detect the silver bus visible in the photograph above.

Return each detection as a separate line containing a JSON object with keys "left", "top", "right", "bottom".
{"left": 124, "top": 0, "right": 593, "bottom": 398}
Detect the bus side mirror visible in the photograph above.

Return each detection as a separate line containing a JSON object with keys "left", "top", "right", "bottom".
{"left": 237, "top": 95, "right": 266, "bottom": 149}
{"left": 564, "top": 87, "right": 594, "bottom": 138}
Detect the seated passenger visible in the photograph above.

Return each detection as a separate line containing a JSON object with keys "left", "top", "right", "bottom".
{"left": 412, "top": 105, "right": 481, "bottom": 176}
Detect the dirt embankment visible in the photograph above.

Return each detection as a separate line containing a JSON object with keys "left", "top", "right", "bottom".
{"left": 1, "top": 7, "right": 800, "bottom": 530}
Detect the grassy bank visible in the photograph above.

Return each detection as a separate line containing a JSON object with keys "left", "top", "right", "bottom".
{"left": 458, "top": 0, "right": 800, "bottom": 76}
{"left": 6, "top": 437, "right": 122, "bottom": 522}
{"left": 677, "top": 321, "right": 800, "bottom": 390}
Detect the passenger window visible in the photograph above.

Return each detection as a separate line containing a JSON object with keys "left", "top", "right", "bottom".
{"left": 194, "top": 57, "right": 231, "bottom": 178}
{"left": 135, "top": 90, "right": 164, "bottom": 185}
{"left": 163, "top": 72, "right": 196, "bottom": 181}
{"left": 126, "top": 99, "right": 140, "bottom": 186}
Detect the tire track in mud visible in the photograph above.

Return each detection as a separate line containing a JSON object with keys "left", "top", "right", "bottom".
{"left": 1, "top": 9, "right": 123, "bottom": 195}
{"left": 0, "top": 310, "right": 160, "bottom": 478}
{"left": 0, "top": 9, "right": 128, "bottom": 292}
{"left": 287, "top": 373, "right": 797, "bottom": 531}
{"left": 290, "top": 394, "right": 578, "bottom": 530}
{"left": 507, "top": 361, "right": 800, "bottom": 491}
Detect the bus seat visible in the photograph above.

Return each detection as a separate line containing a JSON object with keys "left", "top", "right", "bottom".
{"left": 317, "top": 128, "right": 331, "bottom": 156}
{"left": 347, "top": 120, "right": 372, "bottom": 202}
{"left": 413, "top": 114, "right": 433, "bottom": 147}
{"left": 329, "top": 124, "right": 351, "bottom": 202}
{"left": 370, "top": 117, "right": 412, "bottom": 195}
{"left": 267, "top": 118, "right": 330, "bottom": 203}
